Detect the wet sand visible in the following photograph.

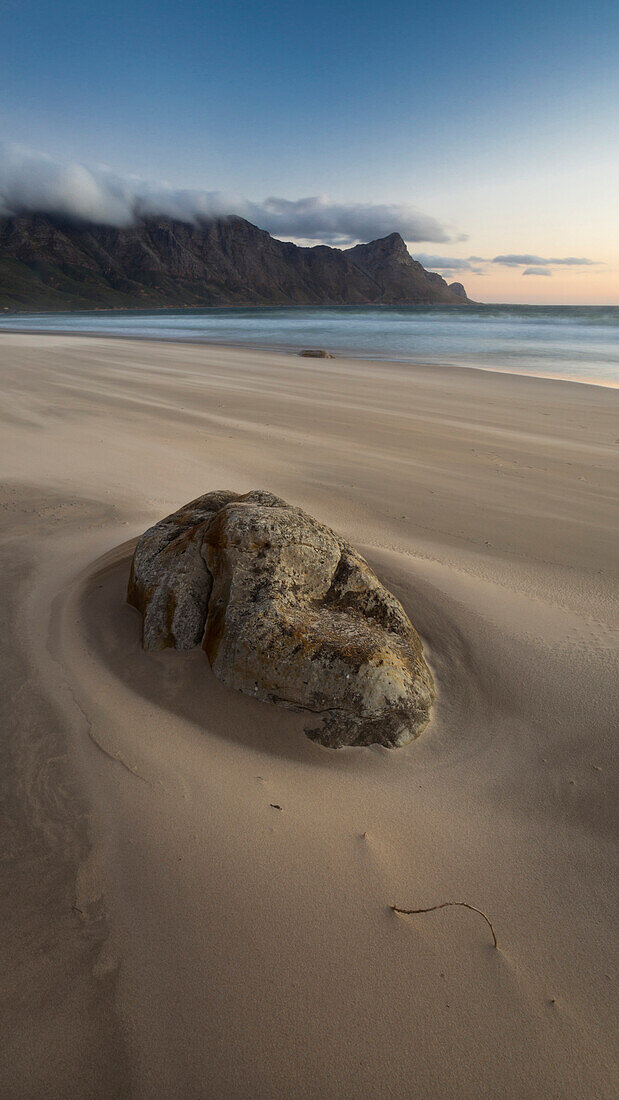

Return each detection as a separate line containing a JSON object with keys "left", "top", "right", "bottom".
{"left": 1, "top": 333, "right": 617, "bottom": 1098}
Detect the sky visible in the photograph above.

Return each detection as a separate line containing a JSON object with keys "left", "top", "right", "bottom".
{"left": 1, "top": 0, "right": 617, "bottom": 303}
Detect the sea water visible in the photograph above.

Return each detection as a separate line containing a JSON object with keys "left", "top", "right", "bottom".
{"left": 1, "top": 304, "right": 617, "bottom": 385}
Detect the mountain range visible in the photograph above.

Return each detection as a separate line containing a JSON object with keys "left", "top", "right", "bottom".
{"left": 0, "top": 212, "right": 469, "bottom": 311}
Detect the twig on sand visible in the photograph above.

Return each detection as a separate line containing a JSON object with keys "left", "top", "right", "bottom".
{"left": 390, "top": 901, "right": 499, "bottom": 949}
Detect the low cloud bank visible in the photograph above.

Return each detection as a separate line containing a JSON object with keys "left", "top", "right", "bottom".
{"left": 0, "top": 143, "right": 450, "bottom": 245}
{"left": 414, "top": 252, "right": 597, "bottom": 277}
{"left": 414, "top": 254, "right": 485, "bottom": 274}
{"left": 493, "top": 254, "right": 595, "bottom": 267}
{"left": 249, "top": 195, "right": 450, "bottom": 244}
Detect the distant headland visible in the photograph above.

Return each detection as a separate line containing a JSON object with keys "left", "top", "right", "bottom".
{"left": 0, "top": 213, "right": 469, "bottom": 311}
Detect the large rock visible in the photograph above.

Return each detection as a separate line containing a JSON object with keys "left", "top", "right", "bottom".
{"left": 127, "top": 490, "right": 435, "bottom": 748}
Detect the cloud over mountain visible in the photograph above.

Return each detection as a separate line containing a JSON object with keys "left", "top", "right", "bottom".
{"left": 0, "top": 144, "right": 450, "bottom": 245}
{"left": 413, "top": 254, "right": 484, "bottom": 273}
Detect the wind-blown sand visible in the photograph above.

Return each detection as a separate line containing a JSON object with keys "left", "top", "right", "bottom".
{"left": 1, "top": 333, "right": 617, "bottom": 1098}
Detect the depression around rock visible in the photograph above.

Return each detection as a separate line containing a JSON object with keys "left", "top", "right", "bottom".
{"left": 127, "top": 490, "right": 435, "bottom": 748}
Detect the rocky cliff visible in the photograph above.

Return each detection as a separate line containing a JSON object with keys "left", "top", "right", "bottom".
{"left": 0, "top": 213, "right": 469, "bottom": 311}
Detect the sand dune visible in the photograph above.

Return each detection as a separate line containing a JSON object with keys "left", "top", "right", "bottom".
{"left": 1, "top": 334, "right": 617, "bottom": 1098}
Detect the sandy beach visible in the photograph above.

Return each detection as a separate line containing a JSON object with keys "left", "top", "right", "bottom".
{"left": 1, "top": 332, "right": 617, "bottom": 1098}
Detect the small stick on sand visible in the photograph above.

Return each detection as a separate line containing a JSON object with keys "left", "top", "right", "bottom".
{"left": 391, "top": 901, "right": 499, "bottom": 949}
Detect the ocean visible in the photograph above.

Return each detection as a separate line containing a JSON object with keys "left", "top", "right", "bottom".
{"left": 1, "top": 304, "right": 617, "bottom": 385}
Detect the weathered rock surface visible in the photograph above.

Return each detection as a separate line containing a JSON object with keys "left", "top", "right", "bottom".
{"left": 127, "top": 490, "right": 435, "bottom": 748}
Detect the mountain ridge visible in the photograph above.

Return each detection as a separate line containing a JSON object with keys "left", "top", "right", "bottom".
{"left": 0, "top": 213, "right": 469, "bottom": 311}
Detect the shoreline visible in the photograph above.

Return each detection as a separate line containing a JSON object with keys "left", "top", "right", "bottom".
{"left": 1, "top": 327, "right": 617, "bottom": 389}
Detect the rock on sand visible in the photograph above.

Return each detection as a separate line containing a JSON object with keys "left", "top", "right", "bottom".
{"left": 127, "top": 490, "right": 435, "bottom": 748}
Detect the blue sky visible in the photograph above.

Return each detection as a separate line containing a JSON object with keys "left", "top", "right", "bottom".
{"left": 1, "top": 0, "right": 618, "bottom": 302}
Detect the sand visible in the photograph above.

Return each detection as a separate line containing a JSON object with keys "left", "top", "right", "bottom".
{"left": 0, "top": 332, "right": 617, "bottom": 1099}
